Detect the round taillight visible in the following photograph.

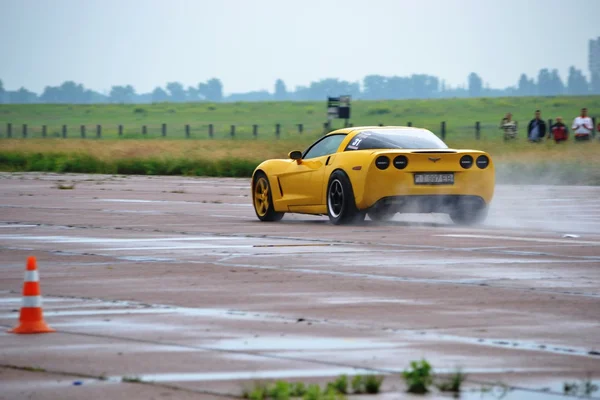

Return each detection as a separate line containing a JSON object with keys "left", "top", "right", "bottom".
{"left": 393, "top": 155, "right": 408, "bottom": 170}
{"left": 476, "top": 155, "right": 489, "bottom": 169}
{"left": 375, "top": 156, "right": 390, "bottom": 170}
{"left": 460, "top": 155, "right": 474, "bottom": 169}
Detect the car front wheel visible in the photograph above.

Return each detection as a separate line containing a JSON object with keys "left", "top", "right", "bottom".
{"left": 253, "top": 172, "right": 284, "bottom": 222}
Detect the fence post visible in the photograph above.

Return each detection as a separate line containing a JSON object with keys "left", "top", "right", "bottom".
{"left": 118, "top": 124, "right": 123, "bottom": 137}
{"left": 593, "top": 117, "right": 597, "bottom": 138}
{"left": 96, "top": 124, "right": 101, "bottom": 138}
{"left": 275, "top": 123, "right": 280, "bottom": 139}
{"left": 297, "top": 123, "right": 303, "bottom": 133}
{"left": 208, "top": 124, "right": 214, "bottom": 138}
{"left": 22, "top": 124, "right": 27, "bottom": 138}
{"left": 548, "top": 119, "right": 553, "bottom": 139}
{"left": 475, "top": 121, "right": 481, "bottom": 140}
{"left": 162, "top": 123, "right": 166, "bottom": 137}
{"left": 42, "top": 125, "right": 47, "bottom": 138}
{"left": 7, "top": 123, "right": 11, "bottom": 138}
{"left": 252, "top": 124, "right": 258, "bottom": 138}
{"left": 185, "top": 124, "right": 190, "bottom": 138}
{"left": 230, "top": 125, "right": 235, "bottom": 138}
{"left": 80, "top": 125, "right": 86, "bottom": 138}
{"left": 142, "top": 125, "right": 147, "bottom": 136}
{"left": 441, "top": 121, "right": 446, "bottom": 140}
{"left": 62, "top": 125, "right": 67, "bottom": 138}
{"left": 323, "top": 122, "right": 330, "bottom": 134}
{"left": 407, "top": 122, "right": 412, "bottom": 127}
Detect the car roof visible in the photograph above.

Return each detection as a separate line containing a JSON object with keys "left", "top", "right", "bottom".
{"left": 327, "top": 126, "right": 433, "bottom": 136}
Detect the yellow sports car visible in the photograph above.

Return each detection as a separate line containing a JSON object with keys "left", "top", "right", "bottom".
{"left": 252, "top": 126, "right": 494, "bottom": 225}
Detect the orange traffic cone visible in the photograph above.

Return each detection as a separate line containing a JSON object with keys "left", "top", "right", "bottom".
{"left": 9, "top": 256, "right": 55, "bottom": 334}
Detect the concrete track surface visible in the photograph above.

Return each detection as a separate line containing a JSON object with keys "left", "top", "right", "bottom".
{"left": 0, "top": 173, "right": 599, "bottom": 400}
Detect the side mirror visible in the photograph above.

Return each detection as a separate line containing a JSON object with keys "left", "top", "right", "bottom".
{"left": 288, "top": 151, "right": 302, "bottom": 160}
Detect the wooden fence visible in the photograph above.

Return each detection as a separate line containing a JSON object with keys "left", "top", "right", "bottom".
{"left": 1, "top": 118, "right": 597, "bottom": 140}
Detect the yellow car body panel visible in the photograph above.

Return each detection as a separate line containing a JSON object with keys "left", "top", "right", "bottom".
{"left": 252, "top": 126, "right": 495, "bottom": 221}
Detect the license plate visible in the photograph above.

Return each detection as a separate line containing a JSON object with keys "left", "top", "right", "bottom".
{"left": 414, "top": 173, "right": 454, "bottom": 185}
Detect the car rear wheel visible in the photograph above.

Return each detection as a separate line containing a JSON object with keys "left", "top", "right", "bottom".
{"left": 449, "top": 205, "right": 488, "bottom": 225}
{"left": 368, "top": 206, "right": 396, "bottom": 222}
{"left": 327, "top": 170, "right": 364, "bottom": 225}
{"left": 253, "top": 172, "right": 284, "bottom": 222}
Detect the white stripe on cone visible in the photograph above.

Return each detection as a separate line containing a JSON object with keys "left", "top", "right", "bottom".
{"left": 22, "top": 296, "right": 42, "bottom": 308}
{"left": 24, "top": 271, "right": 39, "bottom": 282}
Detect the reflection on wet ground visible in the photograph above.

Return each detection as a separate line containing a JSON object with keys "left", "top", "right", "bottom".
{"left": 1, "top": 174, "right": 599, "bottom": 399}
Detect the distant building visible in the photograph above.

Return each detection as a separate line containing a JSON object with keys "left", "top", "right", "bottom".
{"left": 590, "top": 37, "right": 600, "bottom": 91}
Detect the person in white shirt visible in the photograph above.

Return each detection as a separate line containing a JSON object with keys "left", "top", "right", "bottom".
{"left": 571, "top": 108, "right": 593, "bottom": 141}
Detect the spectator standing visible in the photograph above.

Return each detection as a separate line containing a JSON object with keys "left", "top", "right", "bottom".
{"left": 500, "top": 112, "right": 518, "bottom": 141}
{"left": 571, "top": 108, "right": 593, "bottom": 141}
{"left": 527, "top": 110, "right": 547, "bottom": 142}
{"left": 548, "top": 117, "right": 569, "bottom": 143}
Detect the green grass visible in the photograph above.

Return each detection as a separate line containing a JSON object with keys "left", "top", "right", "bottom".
{"left": 402, "top": 359, "right": 434, "bottom": 394}
{"left": 1, "top": 96, "right": 598, "bottom": 140}
{"left": 1, "top": 137, "right": 600, "bottom": 184}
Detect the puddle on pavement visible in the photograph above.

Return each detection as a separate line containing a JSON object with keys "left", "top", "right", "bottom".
{"left": 130, "top": 367, "right": 379, "bottom": 383}
{"left": 0, "top": 235, "right": 247, "bottom": 243}
{"left": 210, "top": 337, "right": 399, "bottom": 351}
{"left": 321, "top": 297, "right": 422, "bottom": 305}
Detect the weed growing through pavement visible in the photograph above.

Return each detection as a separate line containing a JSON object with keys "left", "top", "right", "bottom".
{"left": 363, "top": 375, "right": 384, "bottom": 394}
{"left": 402, "top": 359, "right": 433, "bottom": 394}
{"left": 436, "top": 368, "right": 466, "bottom": 394}
{"left": 327, "top": 375, "right": 347, "bottom": 394}
{"left": 563, "top": 375, "right": 598, "bottom": 397}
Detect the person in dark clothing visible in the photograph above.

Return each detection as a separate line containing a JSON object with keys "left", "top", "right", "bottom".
{"left": 527, "top": 110, "right": 547, "bottom": 142}
{"left": 548, "top": 117, "right": 569, "bottom": 143}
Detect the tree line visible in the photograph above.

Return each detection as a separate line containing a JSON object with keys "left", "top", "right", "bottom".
{"left": 0, "top": 66, "right": 598, "bottom": 104}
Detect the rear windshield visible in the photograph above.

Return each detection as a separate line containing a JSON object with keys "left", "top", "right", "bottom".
{"left": 344, "top": 129, "right": 448, "bottom": 151}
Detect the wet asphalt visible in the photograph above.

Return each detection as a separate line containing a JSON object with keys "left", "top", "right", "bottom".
{"left": 0, "top": 173, "right": 599, "bottom": 399}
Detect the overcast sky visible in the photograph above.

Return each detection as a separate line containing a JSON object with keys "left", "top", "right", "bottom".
{"left": 1, "top": 0, "right": 598, "bottom": 95}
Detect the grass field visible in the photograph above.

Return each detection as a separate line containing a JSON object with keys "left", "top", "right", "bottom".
{"left": 1, "top": 96, "right": 599, "bottom": 184}
{"left": 1, "top": 137, "right": 599, "bottom": 185}
{"left": 1, "top": 96, "right": 599, "bottom": 140}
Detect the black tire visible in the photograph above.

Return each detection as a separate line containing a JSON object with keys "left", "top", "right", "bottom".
{"left": 449, "top": 205, "right": 488, "bottom": 225}
{"left": 368, "top": 206, "right": 396, "bottom": 222}
{"left": 252, "top": 172, "right": 284, "bottom": 222}
{"left": 327, "top": 170, "right": 363, "bottom": 225}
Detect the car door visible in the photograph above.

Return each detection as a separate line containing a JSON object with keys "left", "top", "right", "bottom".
{"left": 278, "top": 134, "right": 346, "bottom": 206}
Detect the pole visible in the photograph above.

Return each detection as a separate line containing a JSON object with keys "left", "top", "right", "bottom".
{"left": 185, "top": 124, "right": 190, "bottom": 138}
{"left": 275, "top": 123, "right": 280, "bottom": 139}
{"left": 252, "top": 124, "right": 258, "bottom": 138}
{"left": 475, "top": 121, "right": 480, "bottom": 140}
{"left": 209, "top": 124, "right": 214, "bottom": 138}
{"left": 118, "top": 124, "right": 123, "bottom": 137}
{"left": 96, "top": 124, "right": 101, "bottom": 138}
{"left": 62, "top": 125, "right": 67, "bottom": 138}
{"left": 162, "top": 123, "right": 166, "bottom": 137}
{"left": 441, "top": 121, "right": 446, "bottom": 140}
{"left": 81, "top": 125, "right": 86, "bottom": 138}
{"left": 42, "top": 125, "right": 47, "bottom": 138}
{"left": 22, "top": 124, "right": 27, "bottom": 138}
